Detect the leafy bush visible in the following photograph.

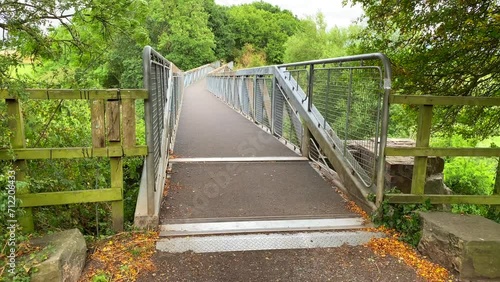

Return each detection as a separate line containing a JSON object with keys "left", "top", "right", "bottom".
{"left": 373, "top": 194, "right": 433, "bottom": 247}
{"left": 444, "top": 157, "right": 496, "bottom": 195}
{"left": 432, "top": 135, "right": 499, "bottom": 223}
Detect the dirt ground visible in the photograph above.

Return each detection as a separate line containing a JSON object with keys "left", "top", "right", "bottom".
{"left": 137, "top": 245, "right": 426, "bottom": 282}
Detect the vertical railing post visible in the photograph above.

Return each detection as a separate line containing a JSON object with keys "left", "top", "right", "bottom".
{"left": 7, "top": 98, "right": 33, "bottom": 232}
{"left": 142, "top": 46, "right": 155, "bottom": 216}
{"left": 411, "top": 105, "right": 433, "bottom": 195}
{"left": 376, "top": 84, "right": 391, "bottom": 207}
{"left": 375, "top": 56, "right": 393, "bottom": 208}
{"left": 271, "top": 76, "right": 276, "bottom": 134}
{"left": 307, "top": 64, "right": 314, "bottom": 112}
{"left": 253, "top": 75, "right": 258, "bottom": 119}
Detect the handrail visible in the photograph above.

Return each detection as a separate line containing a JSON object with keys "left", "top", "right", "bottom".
{"left": 207, "top": 54, "right": 392, "bottom": 211}
{"left": 280, "top": 54, "right": 392, "bottom": 208}
{"left": 136, "top": 46, "right": 218, "bottom": 227}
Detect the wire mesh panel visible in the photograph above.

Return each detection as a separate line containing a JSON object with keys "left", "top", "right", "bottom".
{"left": 240, "top": 77, "right": 252, "bottom": 118}
{"left": 273, "top": 81, "right": 302, "bottom": 149}
{"left": 291, "top": 63, "right": 383, "bottom": 186}
{"left": 246, "top": 77, "right": 256, "bottom": 119}
{"left": 147, "top": 52, "right": 170, "bottom": 180}
{"left": 207, "top": 72, "right": 303, "bottom": 150}
{"left": 143, "top": 46, "right": 219, "bottom": 215}
{"left": 233, "top": 78, "right": 238, "bottom": 108}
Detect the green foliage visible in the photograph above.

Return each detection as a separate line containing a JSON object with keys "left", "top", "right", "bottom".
{"left": 349, "top": 0, "right": 500, "bottom": 138}
{"left": 284, "top": 13, "right": 362, "bottom": 62}
{"left": 373, "top": 194, "right": 433, "bottom": 246}
{"left": 148, "top": 0, "right": 216, "bottom": 70}
{"left": 0, "top": 165, "right": 33, "bottom": 281}
{"left": 235, "top": 44, "right": 267, "bottom": 68}
{"left": 204, "top": 1, "right": 235, "bottom": 62}
{"left": 431, "top": 134, "right": 496, "bottom": 196}
{"left": 227, "top": 2, "right": 299, "bottom": 65}
{"left": 2, "top": 0, "right": 150, "bottom": 88}
{"left": 444, "top": 157, "right": 496, "bottom": 195}
{"left": 123, "top": 157, "right": 144, "bottom": 223}
{"left": 388, "top": 104, "right": 418, "bottom": 138}
{"left": 430, "top": 135, "right": 499, "bottom": 223}
{"left": 92, "top": 272, "right": 111, "bottom": 282}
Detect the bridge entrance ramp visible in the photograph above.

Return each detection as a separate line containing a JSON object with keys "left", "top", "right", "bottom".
{"left": 157, "top": 79, "right": 378, "bottom": 253}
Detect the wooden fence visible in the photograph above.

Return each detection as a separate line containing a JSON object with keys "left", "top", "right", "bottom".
{"left": 385, "top": 95, "right": 500, "bottom": 205}
{"left": 0, "top": 89, "right": 148, "bottom": 232}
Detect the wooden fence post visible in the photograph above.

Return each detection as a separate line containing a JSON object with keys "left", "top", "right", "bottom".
{"left": 411, "top": 105, "right": 433, "bottom": 195}
{"left": 107, "top": 100, "right": 123, "bottom": 232}
{"left": 7, "top": 99, "right": 34, "bottom": 231}
{"left": 91, "top": 100, "right": 105, "bottom": 148}
{"left": 122, "top": 99, "right": 136, "bottom": 148}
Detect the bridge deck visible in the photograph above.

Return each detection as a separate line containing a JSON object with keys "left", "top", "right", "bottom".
{"left": 160, "top": 79, "right": 356, "bottom": 223}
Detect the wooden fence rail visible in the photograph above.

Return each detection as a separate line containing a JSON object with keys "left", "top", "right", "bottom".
{"left": 385, "top": 95, "right": 500, "bottom": 205}
{"left": 1, "top": 89, "right": 148, "bottom": 232}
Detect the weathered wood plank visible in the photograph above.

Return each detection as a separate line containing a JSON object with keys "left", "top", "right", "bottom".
{"left": 110, "top": 140, "right": 124, "bottom": 232}
{"left": 0, "top": 146, "right": 148, "bottom": 160}
{"left": 122, "top": 99, "right": 136, "bottom": 148}
{"left": 6, "top": 99, "right": 26, "bottom": 148}
{"left": 390, "top": 95, "right": 500, "bottom": 106}
{"left": 106, "top": 100, "right": 121, "bottom": 142}
{"left": 0, "top": 89, "right": 148, "bottom": 100}
{"left": 386, "top": 147, "right": 500, "bottom": 157}
{"left": 411, "top": 105, "right": 433, "bottom": 195}
{"left": 18, "top": 189, "right": 122, "bottom": 207}
{"left": 6, "top": 99, "right": 34, "bottom": 231}
{"left": 386, "top": 194, "right": 500, "bottom": 205}
{"left": 91, "top": 99, "right": 105, "bottom": 148}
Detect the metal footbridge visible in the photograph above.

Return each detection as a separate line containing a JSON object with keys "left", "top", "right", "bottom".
{"left": 135, "top": 46, "right": 392, "bottom": 252}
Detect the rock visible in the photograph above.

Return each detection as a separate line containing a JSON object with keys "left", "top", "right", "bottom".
{"left": 347, "top": 138, "right": 446, "bottom": 194}
{"left": 424, "top": 173, "right": 452, "bottom": 195}
{"left": 30, "top": 229, "right": 87, "bottom": 282}
{"left": 418, "top": 212, "right": 500, "bottom": 281}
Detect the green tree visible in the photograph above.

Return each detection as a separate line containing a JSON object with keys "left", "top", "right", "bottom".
{"left": 204, "top": 0, "right": 235, "bottom": 62}
{"left": 284, "top": 13, "right": 362, "bottom": 62}
{"left": 349, "top": 0, "right": 500, "bottom": 138}
{"left": 150, "top": 0, "right": 216, "bottom": 70}
{"left": 227, "top": 2, "right": 299, "bottom": 64}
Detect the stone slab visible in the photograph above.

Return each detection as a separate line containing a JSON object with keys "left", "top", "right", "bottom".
{"left": 30, "top": 229, "right": 87, "bottom": 282}
{"left": 418, "top": 212, "right": 500, "bottom": 280}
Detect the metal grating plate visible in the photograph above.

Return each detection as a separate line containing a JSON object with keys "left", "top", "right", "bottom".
{"left": 159, "top": 217, "right": 366, "bottom": 236}
{"left": 156, "top": 231, "right": 384, "bottom": 253}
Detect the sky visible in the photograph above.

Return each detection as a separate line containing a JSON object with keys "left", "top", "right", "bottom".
{"left": 215, "top": 0, "right": 364, "bottom": 29}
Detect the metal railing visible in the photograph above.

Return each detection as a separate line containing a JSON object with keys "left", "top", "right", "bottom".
{"left": 140, "top": 46, "right": 218, "bottom": 220}
{"left": 184, "top": 62, "right": 220, "bottom": 88}
{"left": 207, "top": 54, "right": 392, "bottom": 208}
{"left": 281, "top": 61, "right": 385, "bottom": 187}
{"left": 208, "top": 72, "right": 303, "bottom": 151}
